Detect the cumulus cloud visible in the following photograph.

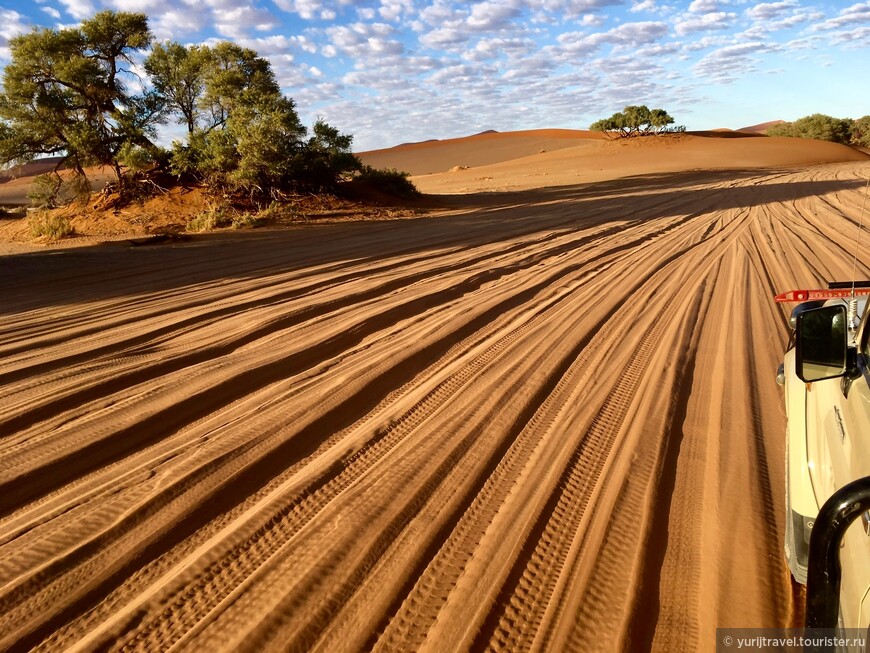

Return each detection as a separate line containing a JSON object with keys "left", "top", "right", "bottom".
{"left": 464, "top": 36, "right": 535, "bottom": 61}
{"left": 379, "top": 0, "right": 415, "bottom": 22}
{"left": 41, "top": 6, "right": 62, "bottom": 20}
{"left": 105, "top": 0, "right": 166, "bottom": 13}
{"left": 466, "top": 1, "right": 524, "bottom": 30}
{"left": 273, "top": 0, "right": 353, "bottom": 21}
{"left": 583, "top": 20, "right": 670, "bottom": 47}
{"left": 688, "top": 0, "right": 720, "bottom": 12}
{"left": 237, "top": 34, "right": 311, "bottom": 56}
{"left": 526, "top": 0, "right": 623, "bottom": 18}
{"left": 693, "top": 41, "right": 777, "bottom": 79}
{"left": 326, "top": 21, "right": 405, "bottom": 57}
{"left": 674, "top": 11, "right": 737, "bottom": 34}
{"left": 151, "top": 7, "right": 213, "bottom": 40}
{"left": 58, "top": 0, "right": 97, "bottom": 20}
{"left": 212, "top": 5, "right": 279, "bottom": 39}
{"left": 814, "top": 1, "right": 870, "bottom": 29}
{"left": 746, "top": 1, "right": 799, "bottom": 21}
{"left": 743, "top": 1, "right": 816, "bottom": 34}
{"left": 828, "top": 24, "right": 870, "bottom": 46}
{"left": 0, "top": 9, "right": 31, "bottom": 61}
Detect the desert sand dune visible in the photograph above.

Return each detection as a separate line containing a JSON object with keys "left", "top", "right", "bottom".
{"left": 357, "top": 128, "right": 605, "bottom": 175}
{"left": 0, "top": 160, "right": 116, "bottom": 207}
{"left": 1, "top": 132, "right": 869, "bottom": 652}
{"left": 407, "top": 133, "right": 868, "bottom": 194}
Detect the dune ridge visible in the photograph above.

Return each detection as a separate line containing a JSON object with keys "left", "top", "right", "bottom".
{"left": 357, "top": 128, "right": 605, "bottom": 175}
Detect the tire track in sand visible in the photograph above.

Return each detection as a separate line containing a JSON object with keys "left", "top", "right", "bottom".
{"left": 1, "top": 163, "right": 866, "bottom": 652}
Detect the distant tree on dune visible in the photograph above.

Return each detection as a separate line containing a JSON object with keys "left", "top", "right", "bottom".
{"left": 589, "top": 105, "right": 683, "bottom": 138}
{"left": 850, "top": 116, "right": 870, "bottom": 148}
{"left": 766, "top": 113, "right": 855, "bottom": 145}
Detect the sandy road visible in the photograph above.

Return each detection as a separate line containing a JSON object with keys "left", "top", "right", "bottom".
{"left": 1, "top": 163, "right": 868, "bottom": 652}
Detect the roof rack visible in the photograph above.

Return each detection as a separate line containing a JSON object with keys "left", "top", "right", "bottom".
{"left": 775, "top": 286, "right": 870, "bottom": 303}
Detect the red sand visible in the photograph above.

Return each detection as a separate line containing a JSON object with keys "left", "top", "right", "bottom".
{"left": 1, "top": 130, "right": 868, "bottom": 651}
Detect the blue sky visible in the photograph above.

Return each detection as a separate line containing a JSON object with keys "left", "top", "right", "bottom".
{"left": 0, "top": 0, "right": 868, "bottom": 150}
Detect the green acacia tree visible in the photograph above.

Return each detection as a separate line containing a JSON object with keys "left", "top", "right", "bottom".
{"left": 161, "top": 41, "right": 311, "bottom": 197}
{"left": 767, "top": 114, "right": 854, "bottom": 145}
{"left": 852, "top": 116, "right": 870, "bottom": 148}
{"left": 1, "top": 10, "right": 396, "bottom": 208}
{"left": 590, "top": 105, "right": 681, "bottom": 138}
{"left": 297, "top": 118, "right": 362, "bottom": 191}
{"left": 227, "top": 96, "right": 308, "bottom": 195}
{"left": 0, "top": 11, "right": 164, "bottom": 197}
{"left": 144, "top": 41, "right": 211, "bottom": 135}
{"left": 158, "top": 40, "right": 360, "bottom": 198}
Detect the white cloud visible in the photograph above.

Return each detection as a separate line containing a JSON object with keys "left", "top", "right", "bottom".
{"left": 688, "top": 0, "right": 720, "bottom": 12}
{"left": 814, "top": 1, "right": 870, "bottom": 29}
{"left": 0, "top": 9, "right": 30, "bottom": 39}
{"left": 584, "top": 20, "right": 670, "bottom": 47}
{"left": 464, "top": 36, "right": 535, "bottom": 61}
{"left": 675, "top": 11, "right": 737, "bottom": 35}
{"left": 273, "top": 0, "right": 353, "bottom": 20}
{"left": 746, "top": 1, "right": 799, "bottom": 21}
{"left": 419, "top": 0, "right": 467, "bottom": 27}
{"left": 581, "top": 13, "right": 606, "bottom": 25}
{"left": 0, "top": 9, "right": 30, "bottom": 61}
{"left": 466, "top": 1, "right": 524, "bottom": 30}
{"left": 828, "top": 24, "right": 870, "bottom": 46}
{"left": 379, "top": 0, "right": 415, "bottom": 22}
{"left": 151, "top": 8, "right": 211, "bottom": 40}
{"left": 58, "top": 0, "right": 96, "bottom": 20}
{"left": 420, "top": 26, "right": 468, "bottom": 49}
{"left": 327, "top": 21, "right": 405, "bottom": 57}
{"left": 213, "top": 5, "right": 279, "bottom": 39}
{"left": 237, "top": 34, "right": 309, "bottom": 56}
{"left": 105, "top": 0, "right": 167, "bottom": 13}
{"left": 41, "top": 6, "right": 62, "bottom": 20}
{"left": 693, "top": 40, "right": 777, "bottom": 79}
{"left": 526, "top": 0, "right": 623, "bottom": 18}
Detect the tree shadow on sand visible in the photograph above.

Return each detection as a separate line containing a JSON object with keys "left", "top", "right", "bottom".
{"left": 0, "top": 166, "right": 867, "bottom": 314}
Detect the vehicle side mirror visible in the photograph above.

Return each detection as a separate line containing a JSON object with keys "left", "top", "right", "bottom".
{"left": 795, "top": 305, "right": 848, "bottom": 383}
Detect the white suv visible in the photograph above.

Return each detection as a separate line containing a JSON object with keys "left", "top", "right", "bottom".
{"left": 779, "top": 283, "right": 870, "bottom": 628}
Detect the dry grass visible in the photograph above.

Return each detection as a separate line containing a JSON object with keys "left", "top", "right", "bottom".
{"left": 28, "top": 212, "right": 75, "bottom": 239}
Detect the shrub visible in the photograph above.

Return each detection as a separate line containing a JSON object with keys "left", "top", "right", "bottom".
{"left": 253, "top": 201, "right": 304, "bottom": 223}
{"left": 851, "top": 116, "right": 870, "bottom": 148}
{"left": 231, "top": 212, "right": 265, "bottom": 229}
{"left": 28, "top": 212, "right": 74, "bottom": 238}
{"left": 357, "top": 166, "right": 420, "bottom": 199}
{"left": 27, "top": 174, "right": 64, "bottom": 208}
{"left": 118, "top": 142, "right": 155, "bottom": 174}
{"left": 768, "top": 114, "right": 853, "bottom": 144}
{"left": 27, "top": 173, "right": 91, "bottom": 208}
{"left": 185, "top": 203, "right": 234, "bottom": 231}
